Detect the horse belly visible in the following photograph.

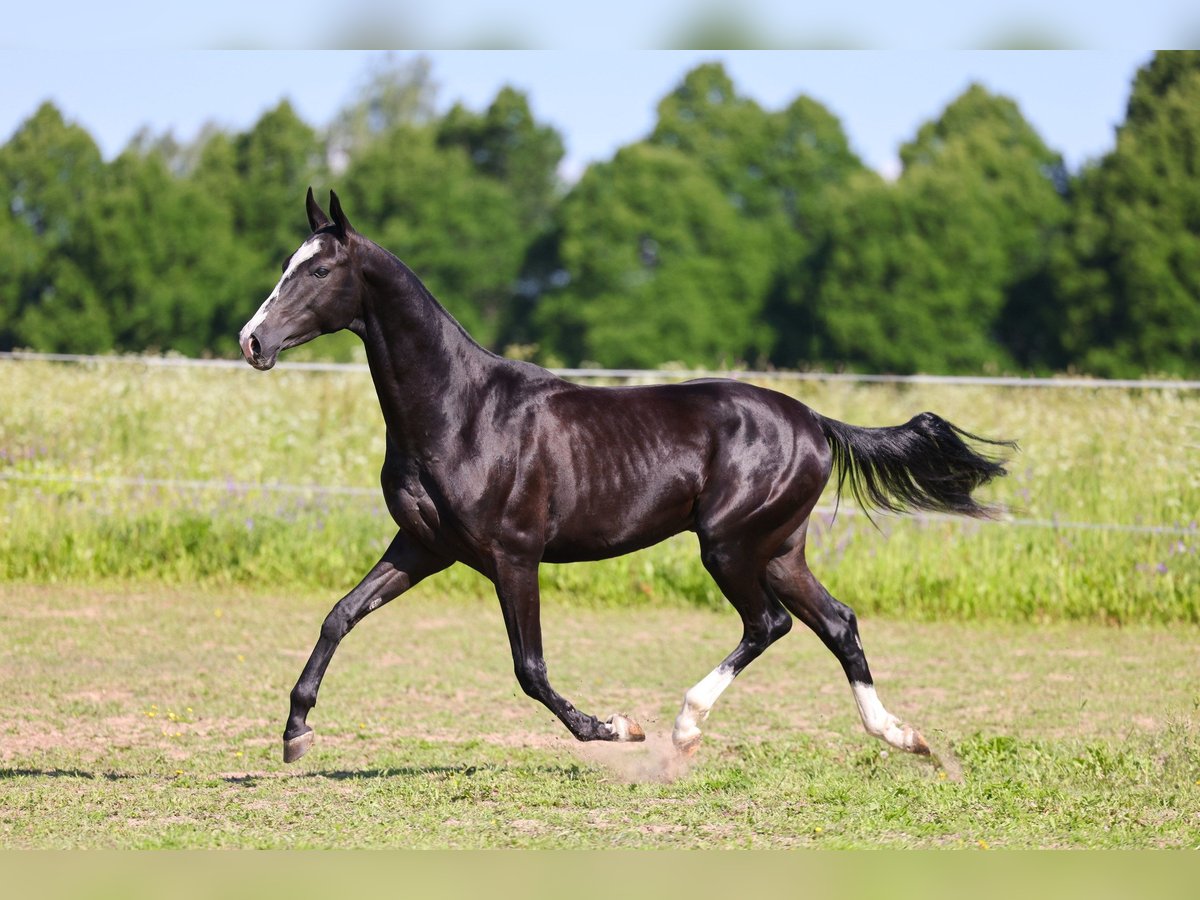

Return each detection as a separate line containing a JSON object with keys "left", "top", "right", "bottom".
{"left": 541, "top": 468, "right": 700, "bottom": 563}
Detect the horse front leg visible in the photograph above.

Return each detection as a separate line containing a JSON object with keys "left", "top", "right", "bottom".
{"left": 493, "top": 558, "right": 645, "bottom": 743}
{"left": 283, "top": 531, "right": 450, "bottom": 762}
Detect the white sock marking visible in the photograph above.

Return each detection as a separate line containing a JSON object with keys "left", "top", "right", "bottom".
{"left": 852, "top": 682, "right": 920, "bottom": 751}
{"left": 672, "top": 665, "right": 736, "bottom": 746}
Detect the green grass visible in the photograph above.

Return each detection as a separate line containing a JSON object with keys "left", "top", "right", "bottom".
{"left": 2, "top": 358, "right": 1197, "bottom": 622}
{"left": 2, "top": 585, "right": 1198, "bottom": 848}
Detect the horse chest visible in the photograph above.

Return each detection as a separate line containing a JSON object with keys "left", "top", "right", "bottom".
{"left": 382, "top": 459, "right": 498, "bottom": 559}
{"left": 379, "top": 455, "right": 438, "bottom": 537}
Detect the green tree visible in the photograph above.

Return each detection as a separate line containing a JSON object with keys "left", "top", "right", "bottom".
{"left": 341, "top": 125, "right": 525, "bottom": 346}
{"left": 651, "top": 63, "right": 861, "bottom": 233}
{"left": 77, "top": 147, "right": 252, "bottom": 355}
{"left": 647, "top": 63, "right": 865, "bottom": 367}
{"left": 1053, "top": 52, "right": 1200, "bottom": 376}
{"left": 327, "top": 54, "right": 438, "bottom": 165}
{"left": 536, "top": 143, "right": 775, "bottom": 367}
{"left": 229, "top": 101, "right": 326, "bottom": 271}
{"left": 438, "top": 86, "right": 564, "bottom": 233}
{"left": 0, "top": 102, "right": 111, "bottom": 351}
{"left": 183, "top": 101, "right": 328, "bottom": 345}
{"left": 0, "top": 192, "right": 44, "bottom": 348}
{"left": 811, "top": 84, "right": 1069, "bottom": 373}
{"left": 436, "top": 86, "right": 567, "bottom": 352}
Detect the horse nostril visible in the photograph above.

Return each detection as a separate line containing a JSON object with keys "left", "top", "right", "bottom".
{"left": 249, "top": 334, "right": 262, "bottom": 358}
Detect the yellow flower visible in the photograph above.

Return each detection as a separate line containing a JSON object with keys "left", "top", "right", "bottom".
{"left": 978, "top": 840, "right": 990, "bottom": 850}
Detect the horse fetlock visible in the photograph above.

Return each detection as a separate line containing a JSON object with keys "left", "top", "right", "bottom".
{"left": 872, "top": 715, "right": 930, "bottom": 755}
{"left": 682, "top": 689, "right": 714, "bottom": 720}
{"left": 852, "top": 683, "right": 931, "bottom": 754}
{"left": 671, "top": 707, "right": 703, "bottom": 748}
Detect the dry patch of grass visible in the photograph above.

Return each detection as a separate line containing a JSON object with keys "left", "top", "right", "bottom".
{"left": 2, "top": 584, "right": 1198, "bottom": 848}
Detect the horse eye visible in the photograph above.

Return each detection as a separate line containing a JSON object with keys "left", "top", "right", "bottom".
{"left": 314, "top": 266, "right": 330, "bottom": 278}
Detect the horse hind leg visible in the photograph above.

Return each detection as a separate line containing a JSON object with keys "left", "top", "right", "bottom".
{"left": 671, "top": 542, "right": 793, "bottom": 756}
{"left": 765, "top": 550, "right": 930, "bottom": 756}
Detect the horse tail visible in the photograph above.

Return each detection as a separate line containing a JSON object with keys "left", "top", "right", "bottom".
{"left": 815, "top": 411, "right": 1016, "bottom": 519}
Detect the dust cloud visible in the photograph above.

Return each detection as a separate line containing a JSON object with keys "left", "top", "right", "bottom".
{"left": 571, "top": 732, "right": 695, "bottom": 784}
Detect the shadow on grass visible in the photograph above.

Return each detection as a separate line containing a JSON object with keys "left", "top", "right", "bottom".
{"left": 0, "top": 768, "right": 133, "bottom": 781}
{"left": 292, "top": 762, "right": 589, "bottom": 782}
{"left": 1, "top": 762, "right": 589, "bottom": 786}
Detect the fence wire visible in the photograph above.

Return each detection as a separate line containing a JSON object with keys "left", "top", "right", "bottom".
{"left": 2, "top": 471, "right": 1194, "bottom": 537}
{"left": 4, "top": 350, "right": 1196, "bottom": 537}
{"left": 3, "top": 350, "right": 1199, "bottom": 390}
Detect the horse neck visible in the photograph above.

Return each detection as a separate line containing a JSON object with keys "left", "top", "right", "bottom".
{"left": 356, "top": 240, "right": 500, "bottom": 447}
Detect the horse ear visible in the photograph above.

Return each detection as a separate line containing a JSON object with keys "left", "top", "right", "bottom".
{"left": 328, "top": 190, "right": 354, "bottom": 240}
{"left": 306, "top": 186, "right": 331, "bottom": 232}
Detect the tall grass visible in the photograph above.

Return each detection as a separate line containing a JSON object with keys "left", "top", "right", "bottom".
{"left": 2, "top": 359, "right": 1197, "bottom": 622}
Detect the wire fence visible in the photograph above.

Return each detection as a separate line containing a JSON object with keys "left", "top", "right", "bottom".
{"left": 3, "top": 470, "right": 1195, "bottom": 537}
{"left": 3, "top": 349, "right": 1200, "bottom": 390}
{"left": 4, "top": 350, "right": 1196, "bottom": 537}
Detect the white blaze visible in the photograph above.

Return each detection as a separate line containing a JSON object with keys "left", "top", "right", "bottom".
{"left": 239, "top": 237, "right": 325, "bottom": 345}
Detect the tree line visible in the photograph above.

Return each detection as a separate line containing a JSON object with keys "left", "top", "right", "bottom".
{"left": 2, "top": 53, "right": 1198, "bottom": 376}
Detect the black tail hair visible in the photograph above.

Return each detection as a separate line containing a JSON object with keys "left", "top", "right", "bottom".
{"left": 817, "top": 411, "right": 1016, "bottom": 520}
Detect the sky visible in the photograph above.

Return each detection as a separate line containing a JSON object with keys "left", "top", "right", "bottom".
{"left": 0, "top": 51, "right": 1154, "bottom": 182}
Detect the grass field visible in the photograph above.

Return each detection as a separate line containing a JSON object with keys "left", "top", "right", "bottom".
{"left": 2, "top": 359, "right": 1199, "bottom": 848}
{"left": 2, "top": 584, "right": 1198, "bottom": 849}
{"left": 1, "top": 359, "right": 1197, "bottom": 622}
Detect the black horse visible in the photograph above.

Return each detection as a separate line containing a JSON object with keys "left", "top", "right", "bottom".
{"left": 239, "top": 190, "right": 1013, "bottom": 764}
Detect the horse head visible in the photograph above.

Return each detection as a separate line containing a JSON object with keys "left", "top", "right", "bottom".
{"left": 239, "top": 188, "right": 363, "bottom": 370}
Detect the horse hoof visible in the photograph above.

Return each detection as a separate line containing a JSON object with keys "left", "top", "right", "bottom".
{"left": 283, "top": 728, "right": 314, "bottom": 763}
{"left": 606, "top": 714, "right": 646, "bottom": 742}
{"left": 674, "top": 734, "right": 702, "bottom": 757}
{"left": 909, "top": 730, "right": 931, "bottom": 756}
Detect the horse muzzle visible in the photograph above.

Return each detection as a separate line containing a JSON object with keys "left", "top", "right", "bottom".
{"left": 239, "top": 329, "right": 279, "bottom": 371}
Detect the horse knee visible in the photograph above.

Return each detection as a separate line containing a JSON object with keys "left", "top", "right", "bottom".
{"left": 319, "top": 612, "right": 349, "bottom": 643}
